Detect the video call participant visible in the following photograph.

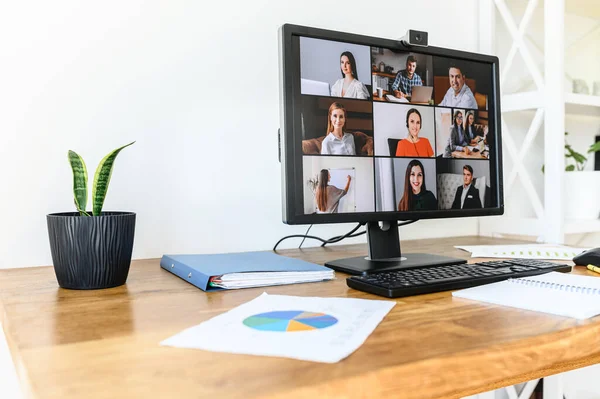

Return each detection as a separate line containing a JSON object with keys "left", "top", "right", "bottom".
{"left": 321, "top": 102, "right": 356, "bottom": 155}
{"left": 451, "top": 165, "right": 482, "bottom": 209}
{"left": 439, "top": 64, "right": 478, "bottom": 109}
{"left": 392, "top": 55, "right": 423, "bottom": 98}
{"left": 464, "top": 110, "right": 488, "bottom": 146}
{"left": 330, "top": 51, "right": 370, "bottom": 100}
{"left": 315, "top": 169, "right": 352, "bottom": 213}
{"left": 395, "top": 108, "right": 434, "bottom": 157}
{"left": 444, "top": 111, "right": 471, "bottom": 157}
{"left": 398, "top": 159, "right": 437, "bottom": 211}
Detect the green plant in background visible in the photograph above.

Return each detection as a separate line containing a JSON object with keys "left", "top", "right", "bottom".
{"left": 564, "top": 132, "right": 600, "bottom": 171}
{"left": 68, "top": 142, "right": 135, "bottom": 216}
{"left": 307, "top": 175, "right": 319, "bottom": 194}
{"left": 542, "top": 133, "right": 600, "bottom": 173}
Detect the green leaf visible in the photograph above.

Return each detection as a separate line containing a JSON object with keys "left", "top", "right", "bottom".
{"left": 74, "top": 199, "right": 90, "bottom": 216}
{"left": 588, "top": 141, "right": 600, "bottom": 153}
{"left": 68, "top": 150, "right": 88, "bottom": 216}
{"left": 564, "top": 144, "right": 577, "bottom": 156}
{"left": 565, "top": 164, "right": 575, "bottom": 171}
{"left": 572, "top": 152, "right": 587, "bottom": 165}
{"left": 92, "top": 141, "right": 135, "bottom": 216}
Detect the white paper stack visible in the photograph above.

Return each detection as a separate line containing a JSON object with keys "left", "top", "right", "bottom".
{"left": 210, "top": 270, "right": 334, "bottom": 289}
{"left": 455, "top": 244, "right": 588, "bottom": 260}
{"left": 385, "top": 94, "right": 409, "bottom": 103}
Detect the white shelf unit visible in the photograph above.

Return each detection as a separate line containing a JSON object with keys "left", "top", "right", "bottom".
{"left": 503, "top": 92, "right": 600, "bottom": 117}
{"left": 478, "top": 0, "right": 600, "bottom": 243}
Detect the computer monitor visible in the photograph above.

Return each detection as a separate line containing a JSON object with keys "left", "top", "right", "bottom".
{"left": 278, "top": 24, "right": 503, "bottom": 274}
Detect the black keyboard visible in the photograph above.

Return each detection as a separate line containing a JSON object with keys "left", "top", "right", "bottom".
{"left": 346, "top": 259, "right": 572, "bottom": 298}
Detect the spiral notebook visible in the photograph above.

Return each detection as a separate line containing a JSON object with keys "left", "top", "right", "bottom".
{"left": 453, "top": 272, "right": 600, "bottom": 319}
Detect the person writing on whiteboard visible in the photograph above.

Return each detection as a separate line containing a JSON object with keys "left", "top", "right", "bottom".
{"left": 321, "top": 102, "right": 356, "bottom": 155}
{"left": 391, "top": 55, "right": 423, "bottom": 98}
{"left": 315, "top": 169, "right": 352, "bottom": 213}
{"left": 439, "top": 64, "right": 478, "bottom": 109}
{"left": 395, "top": 108, "right": 434, "bottom": 157}
{"left": 330, "top": 51, "right": 370, "bottom": 100}
{"left": 451, "top": 165, "right": 482, "bottom": 209}
{"left": 397, "top": 159, "right": 437, "bottom": 211}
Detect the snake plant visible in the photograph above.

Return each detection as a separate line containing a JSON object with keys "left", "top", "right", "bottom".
{"left": 68, "top": 142, "right": 135, "bottom": 216}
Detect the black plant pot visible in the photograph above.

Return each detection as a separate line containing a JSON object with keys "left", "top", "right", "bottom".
{"left": 47, "top": 211, "right": 136, "bottom": 290}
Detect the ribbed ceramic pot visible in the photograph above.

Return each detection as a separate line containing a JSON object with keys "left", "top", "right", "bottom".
{"left": 47, "top": 212, "right": 136, "bottom": 289}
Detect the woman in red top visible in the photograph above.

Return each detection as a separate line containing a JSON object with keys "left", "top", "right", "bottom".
{"left": 395, "top": 108, "right": 434, "bottom": 157}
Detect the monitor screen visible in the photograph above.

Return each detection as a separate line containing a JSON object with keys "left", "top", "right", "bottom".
{"left": 279, "top": 24, "right": 503, "bottom": 225}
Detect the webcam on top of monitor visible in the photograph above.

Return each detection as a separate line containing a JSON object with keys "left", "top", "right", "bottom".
{"left": 400, "top": 29, "right": 428, "bottom": 47}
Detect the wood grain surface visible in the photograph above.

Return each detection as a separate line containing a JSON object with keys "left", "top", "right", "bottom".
{"left": 1, "top": 236, "right": 599, "bottom": 399}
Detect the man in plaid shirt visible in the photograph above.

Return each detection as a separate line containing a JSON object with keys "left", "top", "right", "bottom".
{"left": 392, "top": 55, "right": 423, "bottom": 98}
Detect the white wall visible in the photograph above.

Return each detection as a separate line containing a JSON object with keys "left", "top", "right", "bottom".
{"left": 0, "top": 0, "right": 481, "bottom": 270}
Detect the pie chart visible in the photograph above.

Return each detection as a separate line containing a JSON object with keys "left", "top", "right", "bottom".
{"left": 243, "top": 310, "right": 338, "bottom": 332}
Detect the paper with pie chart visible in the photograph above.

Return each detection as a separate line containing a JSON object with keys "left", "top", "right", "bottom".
{"left": 161, "top": 292, "right": 395, "bottom": 363}
{"left": 243, "top": 310, "right": 339, "bottom": 332}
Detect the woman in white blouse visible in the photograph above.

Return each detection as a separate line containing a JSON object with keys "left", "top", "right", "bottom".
{"left": 330, "top": 51, "right": 370, "bottom": 100}
{"left": 321, "top": 102, "right": 356, "bottom": 155}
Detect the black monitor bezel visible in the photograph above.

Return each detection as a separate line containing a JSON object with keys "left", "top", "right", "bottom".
{"left": 279, "top": 23, "right": 504, "bottom": 225}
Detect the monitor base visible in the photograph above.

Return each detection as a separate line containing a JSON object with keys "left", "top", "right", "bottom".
{"left": 325, "top": 253, "right": 466, "bottom": 275}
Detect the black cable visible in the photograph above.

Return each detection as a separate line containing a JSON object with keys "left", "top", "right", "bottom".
{"left": 321, "top": 219, "right": 418, "bottom": 247}
{"left": 298, "top": 224, "right": 313, "bottom": 249}
{"left": 321, "top": 229, "right": 366, "bottom": 246}
{"left": 320, "top": 223, "right": 364, "bottom": 247}
{"left": 273, "top": 220, "right": 420, "bottom": 252}
{"left": 272, "top": 233, "right": 343, "bottom": 252}
{"left": 272, "top": 223, "right": 362, "bottom": 252}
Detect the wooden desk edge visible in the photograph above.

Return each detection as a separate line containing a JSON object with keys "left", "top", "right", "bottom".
{"left": 0, "top": 295, "right": 35, "bottom": 399}
{"left": 266, "top": 323, "right": 600, "bottom": 399}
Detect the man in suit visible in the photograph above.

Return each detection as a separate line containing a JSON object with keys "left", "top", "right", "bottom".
{"left": 451, "top": 165, "right": 482, "bottom": 209}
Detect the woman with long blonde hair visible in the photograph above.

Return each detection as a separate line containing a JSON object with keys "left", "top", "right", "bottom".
{"left": 321, "top": 102, "right": 356, "bottom": 155}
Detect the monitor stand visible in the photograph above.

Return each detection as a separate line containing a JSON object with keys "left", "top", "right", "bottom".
{"left": 325, "top": 221, "right": 465, "bottom": 275}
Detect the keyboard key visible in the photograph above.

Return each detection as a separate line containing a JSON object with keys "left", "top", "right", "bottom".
{"left": 420, "top": 275, "right": 473, "bottom": 284}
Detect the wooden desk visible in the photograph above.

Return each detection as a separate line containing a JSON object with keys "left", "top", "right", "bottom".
{"left": 1, "top": 236, "right": 599, "bottom": 399}
{"left": 451, "top": 149, "right": 489, "bottom": 159}
{"left": 373, "top": 90, "right": 390, "bottom": 102}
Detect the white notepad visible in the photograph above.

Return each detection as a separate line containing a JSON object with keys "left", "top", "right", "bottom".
{"left": 385, "top": 94, "right": 409, "bottom": 103}
{"left": 453, "top": 272, "right": 600, "bottom": 319}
